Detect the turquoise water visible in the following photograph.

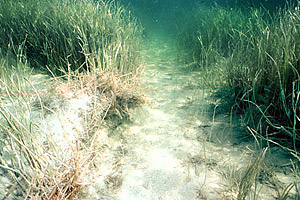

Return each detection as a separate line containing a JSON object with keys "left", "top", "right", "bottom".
{"left": 119, "top": 0, "right": 294, "bottom": 37}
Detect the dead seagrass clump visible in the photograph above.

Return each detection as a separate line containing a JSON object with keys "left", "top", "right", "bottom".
{"left": 54, "top": 68, "right": 144, "bottom": 117}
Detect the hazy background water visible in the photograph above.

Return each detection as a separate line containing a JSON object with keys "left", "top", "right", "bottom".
{"left": 119, "top": 0, "right": 298, "bottom": 37}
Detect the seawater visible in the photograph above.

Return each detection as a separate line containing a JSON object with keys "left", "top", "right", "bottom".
{"left": 118, "top": 0, "right": 295, "bottom": 37}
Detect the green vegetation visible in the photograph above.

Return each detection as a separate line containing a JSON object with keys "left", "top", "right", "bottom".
{"left": 176, "top": 2, "right": 300, "bottom": 155}
{"left": 177, "top": 3, "right": 300, "bottom": 196}
{"left": 0, "top": 0, "right": 142, "bottom": 75}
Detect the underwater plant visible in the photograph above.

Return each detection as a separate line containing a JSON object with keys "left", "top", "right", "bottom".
{"left": 0, "top": 0, "right": 142, "bottom": 76}
{"left": 176, "top": 1, "right": 300, "bottom": 154}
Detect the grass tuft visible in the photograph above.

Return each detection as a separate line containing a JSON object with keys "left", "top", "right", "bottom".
{"left": 0, "top": 0, "right": 142, "bottom": 76}
{"left": 176, "top": 1, "right": 300, "bottom": 154}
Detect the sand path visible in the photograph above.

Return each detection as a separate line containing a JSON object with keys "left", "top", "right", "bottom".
{"left": 114, "top": 35, "right": 247, "bottom": 200}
